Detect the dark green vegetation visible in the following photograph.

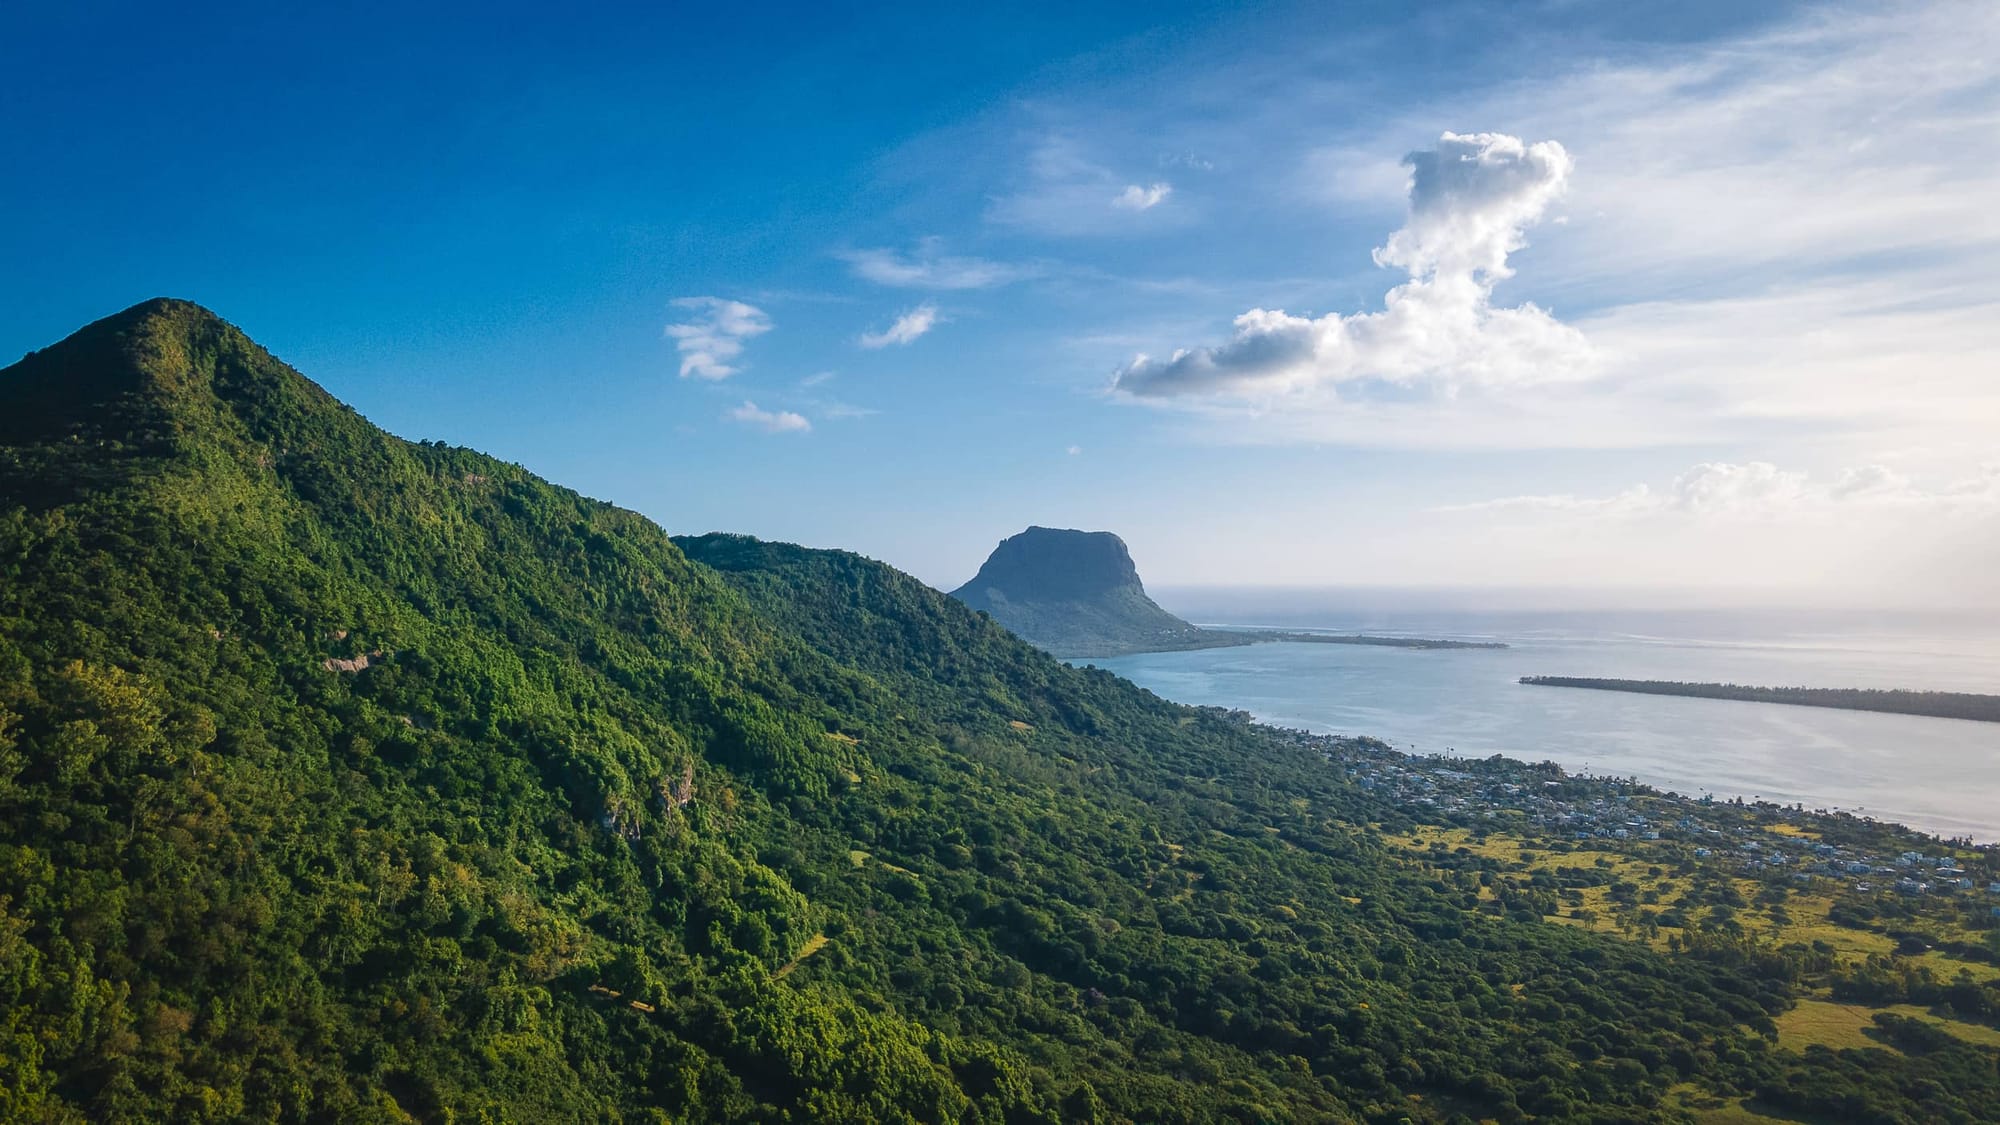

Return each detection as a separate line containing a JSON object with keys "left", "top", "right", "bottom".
{"left": 0, "top": 300, "right": 1991, "bottom": 1122}
{"left": 951, "top": 526, "right": 1501, "bottom": 657}
{"left": 1521, "top": 677, "right": 2000, "bottom": 724}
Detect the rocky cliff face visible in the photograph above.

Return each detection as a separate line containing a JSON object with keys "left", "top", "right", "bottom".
{"left": 949, "top": 526, "right": 1204, "bottom": 656}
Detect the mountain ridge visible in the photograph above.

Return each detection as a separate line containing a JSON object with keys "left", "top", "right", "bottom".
{"left": 0, "top": 299, "right": 1975, "bottom": 1122}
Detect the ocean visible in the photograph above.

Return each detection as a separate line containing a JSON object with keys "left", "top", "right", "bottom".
{"left": 1088, "top": 599, "right": 2000, "bottom": 842}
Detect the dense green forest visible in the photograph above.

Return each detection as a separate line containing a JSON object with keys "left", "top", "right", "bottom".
{"left": 1521, "top": 677, "right": 2000, "bottom": 724}
{"left": 0, "top": 300, "right": 1994, "bottom": 1121}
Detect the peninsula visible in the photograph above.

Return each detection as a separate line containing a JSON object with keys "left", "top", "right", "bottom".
{"left": 1521, "top": 676, "right": 2000, "bottom": 724}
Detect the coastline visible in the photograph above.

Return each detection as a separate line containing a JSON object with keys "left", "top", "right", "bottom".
{"left": 1089, "top": 631, "right": 2000, "bottom": 843}
{"left": 1057, "top": 625, "right": 1507, "bottom": 660}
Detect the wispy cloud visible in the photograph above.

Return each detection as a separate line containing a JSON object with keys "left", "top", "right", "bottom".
{"left": 819, "top": 401, "right": 880, "bottom": 420}
{"left": 1445, "top": 462, "right": 2000, "bottom": 517}
{"left": 859, "top": 303, "right": 940, "bottom": 348}
{"left": 989, "top": 136, "right": 1191, "bottom": 235}
{"left": 725, "top": 401, "right": 811, "bottom": 434}
{"left": 664, "top": 297, "right": 771, "bottom": 380}
{"left": 798, "top": 370, "right": 837, "bottom": 387}
{"left": 1112, "top": 182, "right": 1172, "bottom": 211}
{"left": 1117, "top": 132, "right": 1588, "bottom": 399}
{"left": 841, "top": 239, "right": 1040, "bottom": 289}
{"left": 1486, "top": 4, "right": 2000, "bottom": 299}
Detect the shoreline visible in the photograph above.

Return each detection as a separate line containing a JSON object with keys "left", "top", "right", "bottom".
{"left": 1235, "top": 712, "right": 2000, "bottom": 849}
{"left": 1089, "top": 638, "right": 2000, "bottom": 844}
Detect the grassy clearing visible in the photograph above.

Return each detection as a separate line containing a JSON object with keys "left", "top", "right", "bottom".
{"left": 1916, "top": 949, "right": 2000, "bottom": 983}
{"left": 846, "top": 848, "right": 920, "bottom": 879}
{"left": 1405, "top": 825, "right": 1988, "bottom": 975}
{"left": 1666, "top": 1084, "right": 1819, "bottom": 1124}
{"left": 1776, "top": 997, "right": 2000, "bottom": 1052}
{"left": 772, "top": 933, "right": 830, "bottom": 981}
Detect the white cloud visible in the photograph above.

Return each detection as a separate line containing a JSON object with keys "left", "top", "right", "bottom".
{"left": 1447, "top": 461, "right": 2000, "bottom": 517}
{"left": 725, "top": 401, "right": 811, "bottom": 434}
{"left": 1113, "top": 182, "right": 1172, "bottom": 211}
{"left": 989, "top": 136, "right": 1193, "bottom": 235}
{"left": 1117, "top": 132, "right": 1587, "bottom": 399}
{"left": 1067, "top": 444, "right": 1082, "bottom": 456}
{"left": 841, "top": 240, "right": 1040, "bottom": 289}
{"left": 1486, "top": 3, "right": 2000, "bottom": 299}
{"left": 1668, "top": 461, "right": 1812, "bottom": 514}
{"left": 1435, "top": 458, "right": 2000, "bottom": 602}
{"left": 798, "top": 370, "right": 836, "bottom": 387}
{"left": 1020, "top": 2, "right": 2000, "bottom": 459}
{"left": 664, "top": 297, "right": 771, "bottom": 380}
{"left": 859, "top": 303, "right": 940, "bottom": 348}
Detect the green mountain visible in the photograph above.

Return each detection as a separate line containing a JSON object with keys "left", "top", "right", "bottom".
{"left": 949, "top": 527, "right": 1204, "bottom": 657}
{"left": 0, "top": 301, "right": 1988, "bottom": 1122}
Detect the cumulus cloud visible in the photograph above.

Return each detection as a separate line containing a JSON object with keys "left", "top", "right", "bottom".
{"left": 664, "top": 297, "right": 771, "bottom": 380}
{"left": 1113, "top": 182, "right": 1172, "bottom": 210}
{"left": 1116, "top": 132, "right": 1588, "bottom": 399}
{"left": 1446, "top": 462, "right": 2000, "bottom": 517}
{"left": 841, "top": 240, "right": 1039, "bottom": 289}
{"left": 859, "top": 304, "right": 940, "bottom": 349}
{"left": 725, "top": 401, "right": 811, "bottom": 434}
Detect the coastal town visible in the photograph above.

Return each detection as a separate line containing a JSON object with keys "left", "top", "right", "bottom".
{"left": 1251, "top": 721, "right": 2000, "bottom": 944}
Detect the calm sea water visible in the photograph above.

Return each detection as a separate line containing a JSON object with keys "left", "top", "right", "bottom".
{"left": 1089, "top": 603, "right": 2000, "bottom": 842}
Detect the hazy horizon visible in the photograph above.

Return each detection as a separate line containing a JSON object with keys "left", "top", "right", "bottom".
{"left": 1149, "top": 585, "right": 2000, "bottom": 618}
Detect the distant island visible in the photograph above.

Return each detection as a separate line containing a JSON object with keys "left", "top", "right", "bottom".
{"left": 951, "top": 526, "right": 1505, "bottom": 657}
{"left": 1521, "top": 676, "right": 2000, "bottom": 724}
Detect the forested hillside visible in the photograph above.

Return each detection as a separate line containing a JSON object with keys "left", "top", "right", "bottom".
{"left": 0, "top": 301, "right": 1992, "bottom": 1122}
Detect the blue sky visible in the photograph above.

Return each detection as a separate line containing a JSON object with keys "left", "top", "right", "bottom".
{"left": 5, "top": 0, "right": 1996, "bottom": 604}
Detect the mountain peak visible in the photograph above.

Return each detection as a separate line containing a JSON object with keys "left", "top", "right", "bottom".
{"left": 4, "top": 296, "right": 350, "bottom": 437}
{"left": 3, "top": 298, "right": 245, "bottom": 436}
{"left": 0, "top": 300, "right": 379, "bottom": 509}
{"left": 962, "top": 526, "right": 1145, "bottom": 602}
{"left": 24, "top": 297, "right": 236, "bottom": 374}
{"left": 949, "top": 526, "right": 1201, "bottom": 656}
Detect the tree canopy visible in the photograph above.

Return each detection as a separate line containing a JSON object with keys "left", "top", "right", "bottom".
{"left": 0, "top": 301, "right": 1992, "bottom": 1122}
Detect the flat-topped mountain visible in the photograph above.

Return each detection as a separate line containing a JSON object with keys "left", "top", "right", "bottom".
{"left": 949, "top": 526, "right": 1205, "bottom": 657}
{"left": 950, "top": 526, "right": 1506, "bottom": 657}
